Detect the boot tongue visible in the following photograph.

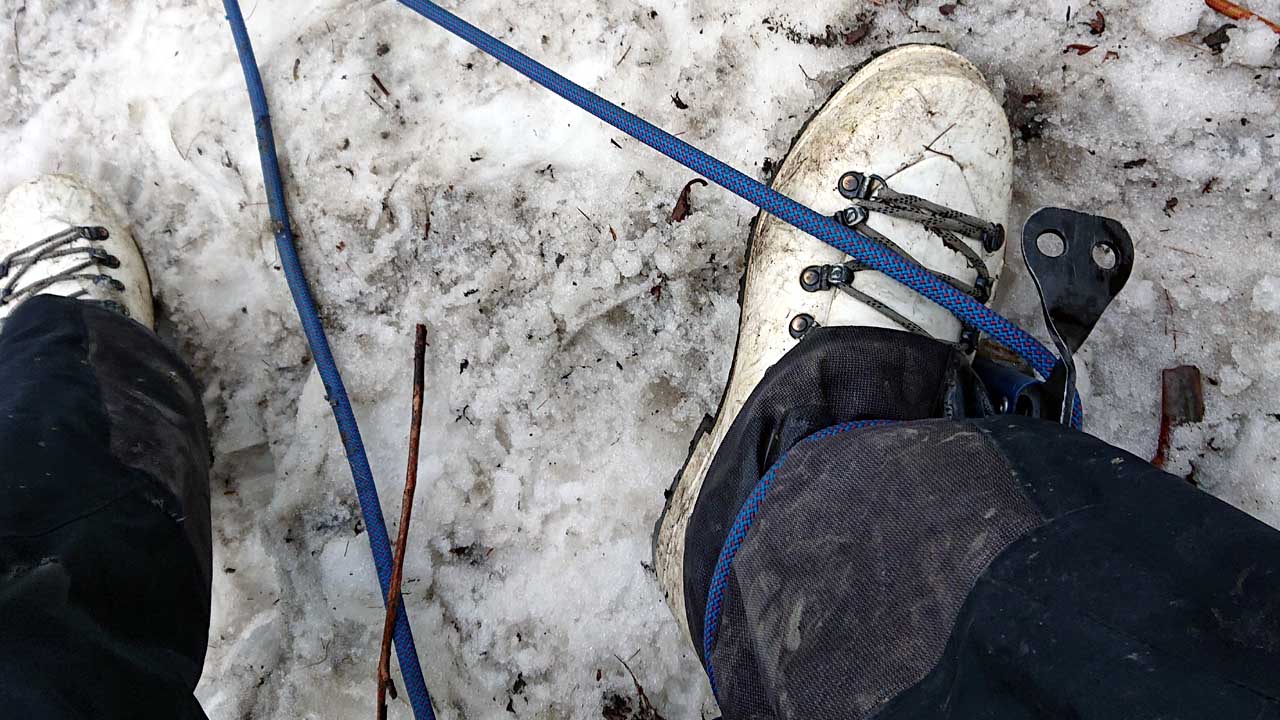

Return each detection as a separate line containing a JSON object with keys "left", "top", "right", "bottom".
{"left": 860, "top": 154, "right": 987, "bottom": 273}
{"left": 879, "top": 154, "right": 980, "bottom": 217}
{"left": 824, "top": 156, "right": 991, "bottom": 343}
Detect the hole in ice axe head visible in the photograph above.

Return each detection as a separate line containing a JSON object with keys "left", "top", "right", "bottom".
{"left": 1022, "top": 208, "right": 1135, "bottom": 424}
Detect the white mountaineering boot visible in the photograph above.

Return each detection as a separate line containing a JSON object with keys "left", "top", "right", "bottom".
{"left": 654, "top": 45, "right": 1013, "bottom": 638}
{"left": 0, "top": 175, "right": 154, "bottom": 329}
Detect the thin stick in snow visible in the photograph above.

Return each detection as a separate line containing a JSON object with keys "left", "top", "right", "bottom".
{"left": 378, "top": 324, "right": 428, "bottom": 720}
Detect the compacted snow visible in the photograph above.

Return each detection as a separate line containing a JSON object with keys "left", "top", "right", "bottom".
{"left": 2, "top": 0, "right": 1277, "bottom": 717}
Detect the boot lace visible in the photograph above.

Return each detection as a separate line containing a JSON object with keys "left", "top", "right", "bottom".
{"left": 794, "top": 172, "right": 1005, "bottom": 349}
{"left": 0, "top": 226, "right": 125, "bottom": 310}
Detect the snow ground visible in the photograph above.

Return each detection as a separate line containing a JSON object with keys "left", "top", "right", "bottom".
{"left": 2, "top": 0, "right": 1278, "bottom": 717}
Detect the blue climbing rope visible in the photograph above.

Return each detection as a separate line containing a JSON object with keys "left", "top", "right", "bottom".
{"left": 395, "top": 0, "right": 1083, "bottom": 428}
{"left": 221, "top": 2, "right": 436, "bottom": 718}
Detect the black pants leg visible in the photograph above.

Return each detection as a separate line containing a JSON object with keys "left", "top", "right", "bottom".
{"left": 686, "top": 327, "right": 1280, "bottom": 720}
{"left": 0, "top": 296, "right": 211, "bottom": 719}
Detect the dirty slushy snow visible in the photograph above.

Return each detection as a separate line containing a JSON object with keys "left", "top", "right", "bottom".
{"left": 2, "top": 0, "right": 1277, "bottom": 717}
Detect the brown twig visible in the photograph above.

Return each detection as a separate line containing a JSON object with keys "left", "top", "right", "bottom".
{"left": 1152, "top": 365, "right": 1205, "bottom": 470}
{"left": 377, "top": 324, "right": 428, "bottom": 720}
{"left": 669, "top": 179, "right": 708, "bottom": 223}
{"left": 1205, "top": 0, "right": 1280, "bottom": 34}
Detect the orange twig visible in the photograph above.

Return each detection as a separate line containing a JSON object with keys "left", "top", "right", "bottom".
{"left": 1205, "top": 0, "right": 1280, "bottom": 34}
{"left": 377, "top": 324, "right": 428, "bottom": 720}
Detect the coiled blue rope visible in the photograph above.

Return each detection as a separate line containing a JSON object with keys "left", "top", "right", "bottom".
{"left": 395, "top": 0, "right": 1082, "bottom": 428}
{"left": 221, "top": 2, "right": 436, "bottom": 718}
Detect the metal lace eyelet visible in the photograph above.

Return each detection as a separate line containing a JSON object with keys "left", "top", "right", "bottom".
{"left": 789, "top": 313, "right": 815, "bottom": 339}
{"left": 799, "top": 266, "right": 823, "bottom": 292}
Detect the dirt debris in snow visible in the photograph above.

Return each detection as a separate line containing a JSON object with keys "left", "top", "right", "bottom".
{"left": 2, "top": 1, "right": 1278, "bottom": 718}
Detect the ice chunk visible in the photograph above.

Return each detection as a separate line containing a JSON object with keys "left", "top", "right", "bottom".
{"left": 1138, "top": 0, "right": 1205, "bottom": 39}
{"left": 1224, "top": 19, "right": 1280, "bottom": 67}
{"left": 1253, "top": 275, "right": 1280, "bottom": 315}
